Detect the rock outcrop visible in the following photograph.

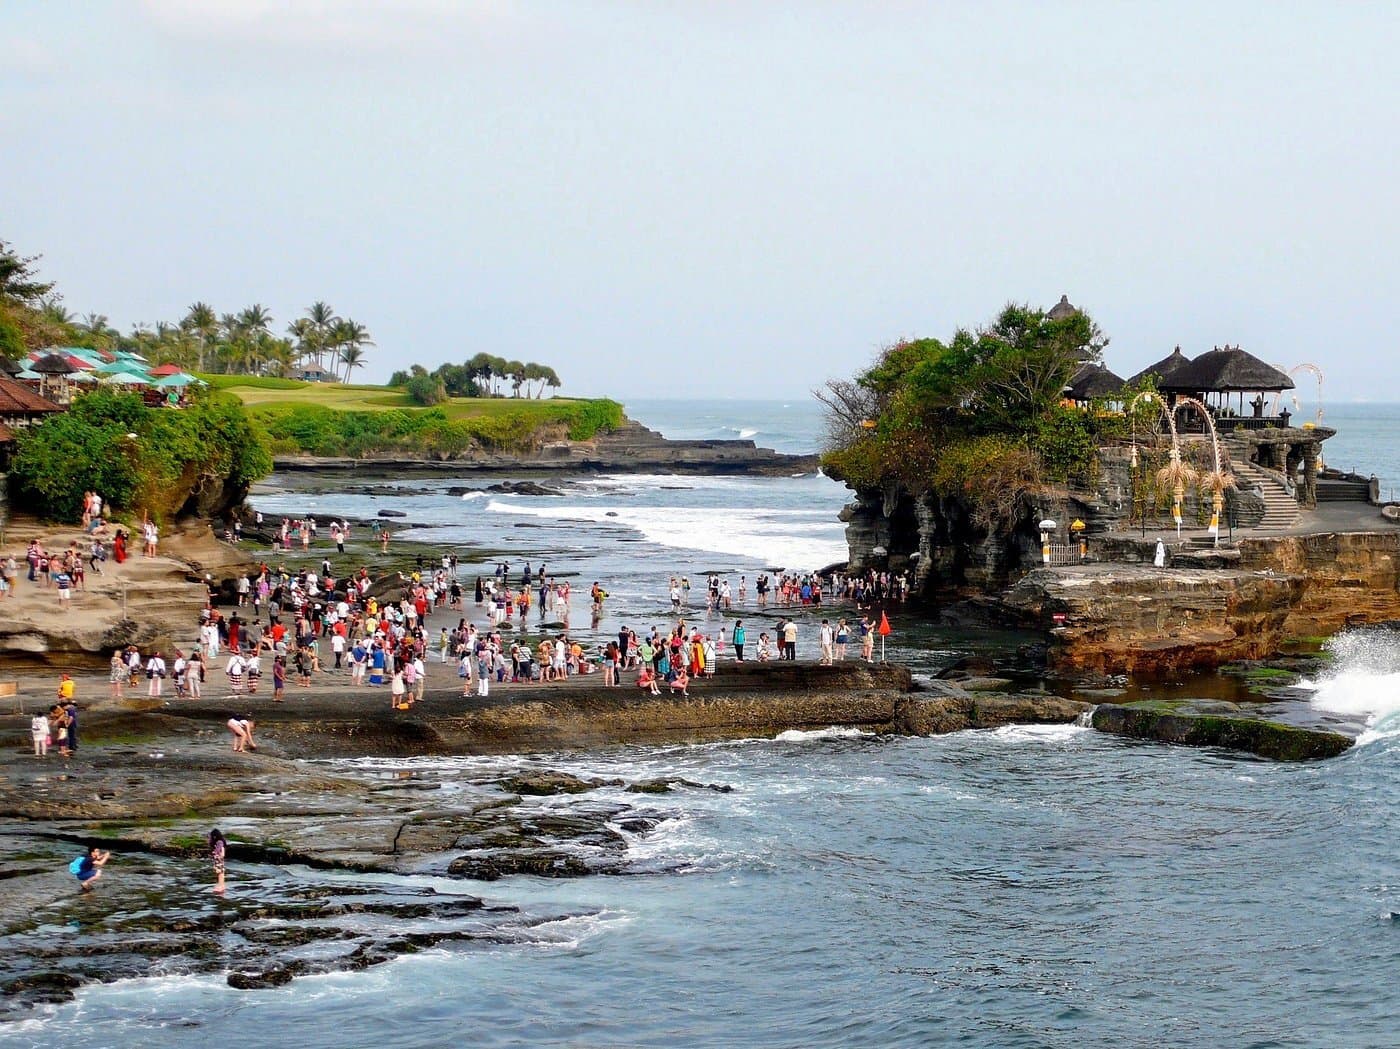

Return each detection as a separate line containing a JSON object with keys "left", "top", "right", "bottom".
{"left": 979, "top": 531, "right": 1400, "bottom": 674}
{"left": 273, "top": 418, "right": 818, "bottom": 477}
{"left": 1091, "top": 700, "right": 1353, "bottom": 761}
{"left": 894, "top": 694, "right": 1091, "bottom": 735}
{"left": 990, "top": 563, "right": 1306, "bottom": 674}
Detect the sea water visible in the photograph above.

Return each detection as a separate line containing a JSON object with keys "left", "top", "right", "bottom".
{"left": 11, "top": 399, "right": 1400, "bottom": 1048}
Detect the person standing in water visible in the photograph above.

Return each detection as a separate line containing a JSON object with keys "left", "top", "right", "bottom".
{"left": 210, "top": 828, "right": 227, "bottom": 894}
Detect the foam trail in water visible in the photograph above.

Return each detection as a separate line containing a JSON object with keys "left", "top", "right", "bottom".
{"left": 1302, "top": 630, "right": 1400, "bottom": 744}
{"left": 773, "top": 726, "right": 872, "bottom": 742}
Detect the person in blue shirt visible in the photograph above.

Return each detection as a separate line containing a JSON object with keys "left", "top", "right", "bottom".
{"left": 73, "top": 846, "right": 110, "bottom": 892}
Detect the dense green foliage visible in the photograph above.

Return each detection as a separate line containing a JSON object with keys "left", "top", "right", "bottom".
{"left": 254, "top": 397, "right": 623, "bottom": 457}
{"left": 391, "top": 354, "right": 562, "bottom": 399}
{"left": 821, "top": 301, "right": 1117, "bottom": 529}
{"left": 404, "top": 372, "right": 448, "bottom": 406}
{"left": 9, "top": 390, "right": 272, "bottom": 522}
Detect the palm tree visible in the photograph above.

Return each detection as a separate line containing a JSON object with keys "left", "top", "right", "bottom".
{"left": 340, "top": 344, "right": 366, "bottom": 383}
{"left": 80, "top": 312, "right": 118, "bottom": 350}
{"left": 181, "top": 302, "right": 218, "bottom": 371}
{"left": 306, "top": 301, "right": 338, "bottom": 370}
{"left": 39, "top": 297, "right": 73, "bottom": 326}
{"left": 329, "top": 319, "right": 372, "bottom": 382}
{"left": 238, "top": 304, "right": 272, "bottom": 338}
{"left": 540, "top": 365, "right": 561, "bottom": 398}
{"left": 505, "top": 360, "right": 527, "bottom": 397}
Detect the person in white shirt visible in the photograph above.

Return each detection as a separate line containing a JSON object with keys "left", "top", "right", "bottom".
{"left": 412, "top": 655, "right": 426, "bottom": 702}
{"left": 818, "top": 620, "right": 834, "bottom": 666}
{"left": 226, "top": 652, "right": 247, "bottom": 694}
{"left": 172, "top": 652, "right": 188, "bottom": 698}
{"left": 146, "top": 652, "right": 168, "bottom": 696}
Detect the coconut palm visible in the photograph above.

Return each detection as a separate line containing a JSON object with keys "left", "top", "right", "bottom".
{"left": 329, "top": 319, "right": 372, "bottom": 382}
{"left": 305, "top": 302, "right": 338, "bottom": 370}
{"left": 181, "top": 302, "right": 218, "bottom": 371}
{"left": 340, "top": 344, "right": 366, "bottom": 383}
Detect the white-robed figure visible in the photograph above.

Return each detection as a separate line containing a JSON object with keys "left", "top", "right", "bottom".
{"left": 1153, "top": 538, "right": 1167, "bottom": 568}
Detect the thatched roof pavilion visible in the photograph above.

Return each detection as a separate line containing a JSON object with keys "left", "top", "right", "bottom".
{"left": 31, "top": 353, "right": 76, "bottom": 375}
{"left": 1171, "top": 345, "right": 1294, "bottom": 395}
{"left": 1065, "top": 362, "right": 1125, "bottom": 402}
{"left": 1127, "top": 346, "right": 1193, "bottom": 388}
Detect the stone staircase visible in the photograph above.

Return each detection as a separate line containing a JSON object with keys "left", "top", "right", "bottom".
{"left": 1223, "top": 436, "right": 1300, "bottom": 531}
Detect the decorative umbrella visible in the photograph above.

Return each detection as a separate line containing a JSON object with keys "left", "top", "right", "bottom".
{"left": 100, "top": 370, "right": 151, "bottom": 386}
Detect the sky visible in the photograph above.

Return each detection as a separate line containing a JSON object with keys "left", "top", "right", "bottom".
{"left": 3, "top": 2, "right": 1399, "bottom": 402}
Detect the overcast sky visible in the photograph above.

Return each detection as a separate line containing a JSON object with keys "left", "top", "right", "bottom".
{"left": 4, "top": 2, "right": 1398, "bottom": 401}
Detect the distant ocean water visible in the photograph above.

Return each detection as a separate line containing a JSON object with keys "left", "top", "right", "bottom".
{"left": 16, "top": 398, "right": 1400, "bottom": 1048}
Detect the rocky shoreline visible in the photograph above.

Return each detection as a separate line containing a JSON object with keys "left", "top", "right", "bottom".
{"left": 0, "top": 657, "right": 1358, "bottom": 1019}
{"left": 271, "top": 418, "right": 820, "bottom": 476}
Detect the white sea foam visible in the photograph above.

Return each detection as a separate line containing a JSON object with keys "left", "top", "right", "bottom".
{"left": 459, "top": 491, "right": 485, "bottom": 500}
{"left": 737, "top": 428, "right": 759, "bottom": 438}
{"left": 1302, "top": 630, "right": 1400, "bottom": 744}
{"left": 484, "top": 499, "right": 847, "bottom": 568}
{"left": 773, "top": 726, "right": 872, "bottom": 742}
{"left": 982, "top": 723, "right": 1093, "bottom": 744}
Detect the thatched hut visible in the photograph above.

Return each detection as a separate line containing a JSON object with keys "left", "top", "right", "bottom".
{"left": 31, "top": 352, "right": 77, "bottom": 405}
{"left": 1064, "top": 362, "right": 1125, "bottom": 405}
{"left": 1171, "top": 345, "right": 1294, "bottom": 416}
{"left": 1127, "top": 346, "right": 1193, "bottom": 389}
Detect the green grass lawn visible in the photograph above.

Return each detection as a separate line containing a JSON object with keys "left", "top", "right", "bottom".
{"left": 202, "top": 374, "right": 608, "bottom": 421}
{"left": 200, "top": 374, "right": 625, "bottom": 454}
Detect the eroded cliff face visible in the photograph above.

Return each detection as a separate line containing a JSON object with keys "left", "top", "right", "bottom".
{"left": 988, "top": 532, "right": 1400, "bottom": 674}
{"left": 841, "top": 485, "right": 1097, "bottom": 597}
{"left": 995, "top": 564, "right": 1305, "bottom": 674}
{"left": 1237, "top": 531, "right": 1400, "bottom": 634}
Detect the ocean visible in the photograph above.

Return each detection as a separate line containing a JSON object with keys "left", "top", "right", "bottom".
{"left": 10, "top": 398, "right": 1400, "bottom": 1048}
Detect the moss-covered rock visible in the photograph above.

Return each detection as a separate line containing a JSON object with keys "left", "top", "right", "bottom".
{"left": 1091, "top": 700, "right": 1352, "bottom": 761}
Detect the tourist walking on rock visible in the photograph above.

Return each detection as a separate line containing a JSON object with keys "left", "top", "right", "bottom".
{"left": 835, "top": 618, "right": 849, "bottom": 661}
{"left": 819, "top": 620, "right": 834, "bottom": 665}
{"left": 1154, "top": 537, "right": 1167, "bottom": 568}
{"left": 782, "top": 619, "right": 798, "bottom": 661}
{"left": 210, "top": 829, "right": 227, "bottom": 894}
{"left": 733, "top": 620, "right": 746, "bottom": 662}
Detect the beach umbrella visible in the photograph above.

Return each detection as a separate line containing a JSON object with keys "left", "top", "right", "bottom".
{"left": 100, "top": 370, "right": 150, "bottom": 386}
{"left": 151, "top": 372, "right": 196, "bottom": 387}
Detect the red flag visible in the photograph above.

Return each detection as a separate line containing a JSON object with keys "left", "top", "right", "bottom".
{"left": 877, "top": 612, "right": 891, "bottom": 636}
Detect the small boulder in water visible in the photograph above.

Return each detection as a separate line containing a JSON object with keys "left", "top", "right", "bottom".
{"left": 497, "top": 771, "right": 623, "bottom": 796}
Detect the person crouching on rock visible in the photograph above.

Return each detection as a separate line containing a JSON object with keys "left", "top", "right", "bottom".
{"left": 227, "top": 716, "right": 256, "bottom": 752}
{"left": 73, "top": 846, "right": 110, "bottom": 893}
{"left": 636, "top": 666, "right": 661, "bottom": 696}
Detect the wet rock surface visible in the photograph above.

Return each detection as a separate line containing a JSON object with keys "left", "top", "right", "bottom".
{"left": 1090, "top": 700, "right": 1354, "bottom": 761}
{"left": 0, "top": 745, "right": 708, "bottom": 1020}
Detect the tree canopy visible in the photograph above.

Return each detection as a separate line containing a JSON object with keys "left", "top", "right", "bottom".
{"left": 820, "top": 300, "right": 1112, "bottom": 529}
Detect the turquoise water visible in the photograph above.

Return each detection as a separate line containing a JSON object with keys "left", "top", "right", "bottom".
{"left": 9, "top": 398, "right": 1400, "bottom": 1048}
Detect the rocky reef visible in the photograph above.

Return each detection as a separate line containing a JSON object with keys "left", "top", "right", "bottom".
{"left": 1091, "top": 700, "right": 1352, "bottom": 761}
